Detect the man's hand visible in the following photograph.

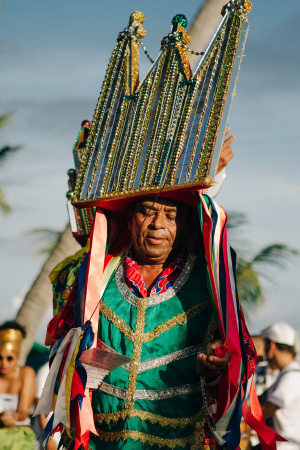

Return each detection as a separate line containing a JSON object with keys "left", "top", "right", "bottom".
{"left": 217, "top": 126, "right": 235, "bottom": 173}
{"left": 46, "top": 436, "right": 58, "bottom": 450}
{"left": 197, "top": 340, "right": 231, "bottom": 381}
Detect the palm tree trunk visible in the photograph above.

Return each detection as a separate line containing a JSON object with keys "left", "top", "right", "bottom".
{"left": 16, "top": 225, "right": 81, "bottom": 365}
{"left": 188, "top": 0, "right": 226, "bottom": 68}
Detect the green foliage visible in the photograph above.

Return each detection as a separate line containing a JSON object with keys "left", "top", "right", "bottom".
{"left": 0, "top": 114, "right": 11, "bottom": 128}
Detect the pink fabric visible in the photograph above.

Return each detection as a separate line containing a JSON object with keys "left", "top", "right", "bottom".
{"left": 77, "top": 208, "right": 108, "bottom": 445}
{"left": 84, "top": 208, "right": 107, "bottom": 346}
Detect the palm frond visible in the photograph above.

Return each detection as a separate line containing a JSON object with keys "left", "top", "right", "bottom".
{"left": 0, "top": 113, "right": 21, "bottom": 165}
{"left": 0, "top": 145, "right": 21, "bottom": 164}
{"left": 0, "top": 187, "right": 11, "bottom": 214}
{"left": 0, "top": 114, "right": 12, "bottom": 129}
{"left": 26, "top": 228, "right": 63, "bottom": 255}
{"left": 236, "top": 259, "right": 264, "bottom": 308}
{"left": 227, "top": 212, "right": 251, "bottom": 259}
{"left": 252, "top": 244, "right": 299, "bottom": 268}
{"left": 227, "top": 212, "right": 248, "bottom": 230}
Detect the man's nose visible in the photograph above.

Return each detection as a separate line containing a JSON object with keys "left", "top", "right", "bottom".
{"left": 151, "top": 212, "right": 165, "bottom": 229}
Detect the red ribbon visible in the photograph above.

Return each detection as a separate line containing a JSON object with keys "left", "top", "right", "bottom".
{"left": 242, "top": 383, "right": 286, "bottom": 450}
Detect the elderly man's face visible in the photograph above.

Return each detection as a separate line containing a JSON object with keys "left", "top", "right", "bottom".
{"left": 127, "top": 198, "right": 190, "bottom": 265}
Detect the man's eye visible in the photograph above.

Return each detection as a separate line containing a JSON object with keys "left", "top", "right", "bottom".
{"left": 143, "top": 209, "right": 155, "bottom": 216}
{"left": 167, "top": 215, "right": 176, "bottom": 221}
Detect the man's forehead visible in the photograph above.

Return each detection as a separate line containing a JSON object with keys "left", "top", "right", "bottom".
{"left": 133, "top": 198, "right": 181, "bottom": 211}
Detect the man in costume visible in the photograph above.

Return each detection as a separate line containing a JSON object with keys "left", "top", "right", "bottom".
{"left": 47, "top": 190, "right": 256, "bottom": 450}
{"left": 37, "top": 5, "right": 284, "bottom": 449}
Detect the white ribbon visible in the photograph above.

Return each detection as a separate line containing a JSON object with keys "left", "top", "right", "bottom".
{"left": 34, "top": 327, "right": 83, "bottom": 422}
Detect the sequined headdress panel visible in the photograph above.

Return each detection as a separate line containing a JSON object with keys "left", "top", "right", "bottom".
{"left": 0, "top": 329, "right": 23, "bottom": 356}
{"left": 71, "top": 1, "right": 252, "bottom": 210}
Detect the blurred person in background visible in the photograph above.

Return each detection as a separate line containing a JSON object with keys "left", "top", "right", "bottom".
{"left": 0, "top": 321, "right": 36, "bottom": 449}
{"left": 247, "top": 335, "right": 280, "bottom": 450}
{"left": 252, "top": 335, "right": 279, "bottom": 401}
{"left": 251, "top": 335, "right": 265, "bottom": 364}
{"left": 261, "top": 322, "right": 300, "bottom": 450}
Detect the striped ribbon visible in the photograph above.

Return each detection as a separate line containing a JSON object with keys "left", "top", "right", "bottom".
{"left": 198, "top": 193, "right": 284, "bottom": 448}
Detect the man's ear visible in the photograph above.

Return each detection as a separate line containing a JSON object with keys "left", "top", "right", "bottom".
{"left": 269, "top": 341, "right": 277, "bottom": 356}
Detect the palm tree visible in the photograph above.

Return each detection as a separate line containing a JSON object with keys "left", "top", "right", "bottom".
{"left": 227, "top": 212, "right": 298, "bottom": 313}
{"left": 0, "top": 114, "right": 21, "bottom": 214}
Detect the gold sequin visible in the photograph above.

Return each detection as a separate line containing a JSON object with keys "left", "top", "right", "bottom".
{"left": 125, "top": 297, "right": 146, "bottom": 409}
{"left": 244, "top": 1, "right": 252, "bottom": 13}
{"left": 190, "top": 28, "right": 226, "bottom": 181}
{"left": 130, "top": 11, "right": 145, "bottom": 25}
{"left": 176, "top": 45, "right": 192, "bottom": 81}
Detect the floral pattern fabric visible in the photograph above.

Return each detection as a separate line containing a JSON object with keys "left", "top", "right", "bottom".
{"left": 124, "top": 249, "right": 188, "bottom": 298}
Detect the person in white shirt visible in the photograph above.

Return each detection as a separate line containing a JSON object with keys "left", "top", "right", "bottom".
{"left": 261, "top": 322, "right": 300, "bottom": 450}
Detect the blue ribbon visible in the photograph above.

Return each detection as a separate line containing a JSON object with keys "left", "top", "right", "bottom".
{"left": 38, "top": 412, "right": 54, "bottom": 447}
{"left": 71, "top": 320, "right": 95, "bottom": 408}
{"left": 76, "top": 253, "right": 89, "bottom": 327}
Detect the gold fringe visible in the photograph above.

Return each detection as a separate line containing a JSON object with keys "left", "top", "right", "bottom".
{"left": 95, "top": 408, "right": 205, "bottom": 429}
{"left": 144, "top": 300, "right": 210, "bottom": 342}
{"left": 95, "top": 428, "right": 195, "bottom": 449}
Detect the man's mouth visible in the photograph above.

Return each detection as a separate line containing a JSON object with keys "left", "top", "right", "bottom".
{"left": 146, "top": 236, "right": 166, "bottom": 245}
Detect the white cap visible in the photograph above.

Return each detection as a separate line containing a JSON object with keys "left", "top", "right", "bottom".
{"left": 261, "top": 322, "right": 298, "bottom": 347}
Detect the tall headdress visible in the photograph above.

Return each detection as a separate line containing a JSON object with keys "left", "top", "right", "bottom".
{"left": 67, "top": 0, "right": 251, "bottom": 233}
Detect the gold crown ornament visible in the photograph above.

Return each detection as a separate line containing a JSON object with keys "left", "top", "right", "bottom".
{"left": 67, "top": 1, "right": 252, "bottom": 227}
{"left": 0, "top": 329, "right": 24, "bottom": 357}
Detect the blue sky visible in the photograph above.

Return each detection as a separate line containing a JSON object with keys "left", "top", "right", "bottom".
{"left": 1, "top": 0, "right": 300, "bottom": 342}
